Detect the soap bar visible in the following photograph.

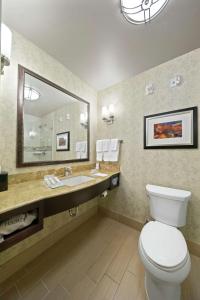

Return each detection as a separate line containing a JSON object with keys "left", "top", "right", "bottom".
{"left": 0, "top": 172, "right": 8, "bottom": 192}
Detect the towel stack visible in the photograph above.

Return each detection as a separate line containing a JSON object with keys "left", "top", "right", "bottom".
{"left": 96, "top": 139, "right": 120, "bottom": 162}
{"left": 76, "top": 141, "right": 87, "bottom": 159}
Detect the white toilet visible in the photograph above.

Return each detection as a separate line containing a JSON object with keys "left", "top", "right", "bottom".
{"left": 138, "top": 184, "right": 191, "bottom": 300}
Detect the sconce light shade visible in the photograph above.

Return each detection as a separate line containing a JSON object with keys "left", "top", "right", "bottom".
{"left": 29, "top": 130, "right": 37, "bottom": 138}
{"left": 1, "top": 23, "right": 12, "bottom": 74}
{"left": 102, "top": 106, "right": 109, "bottom": 119}
{"left": 108, "top": 104, "right": 114, "bottom": 116}
{"left": 80, "top": 112, "right": 88, "bottom": 128}
{"left": 102, "top": 104, "right": 115, "bottom": 125}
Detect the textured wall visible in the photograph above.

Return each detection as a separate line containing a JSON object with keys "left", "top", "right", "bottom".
{"left": 98, "top": 48, "right": 200, "bottom": 246}
{"left": 0, "top": 30, "right": 97, "bottom": 174}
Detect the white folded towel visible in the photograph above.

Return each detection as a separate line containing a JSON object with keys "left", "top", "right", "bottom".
{"left": 75, "top": 142, "right": 81, "bottom": 152}
{"left": 76, "top": 152, "right": 81, "bottom": 159}
{"left": 102, "top": 139, "right": 110, "bottom": 152}
{"left": 109, "top": 151, "right": 119, "bottom": 162}
{"left": 110, "top": 139, "right": 119, "bottom": 151}
{"left": 103, "top": 151, "right": 110, "bottom": 162}
{"left": 81, "top": 151, "right": 87, "bottom": 159}
{"left": 103, "top": 138, "right": 120, "bottom": 162}
{"left": 96, "top": 140, "right": 103, "bottom": 152}
{"left": 96, "top": 152, "right": 103, "bottom": 162}
{"left": 80, "top": 141, "right": 86, "bottom": 152}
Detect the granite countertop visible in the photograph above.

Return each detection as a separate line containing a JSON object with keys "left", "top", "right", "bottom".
{"left": 0, "top": 170, "right": 119, "bottom": 215}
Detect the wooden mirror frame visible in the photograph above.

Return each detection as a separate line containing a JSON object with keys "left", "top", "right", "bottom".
{"left": 17, "top": 65, "right": 90, "bottom": 168}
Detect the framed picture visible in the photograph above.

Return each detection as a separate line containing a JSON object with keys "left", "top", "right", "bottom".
{"left": 56, "top": 131, "right": 70, "bottom": 151}
{"left": 144, "top": 107, "right": 198, "bottom": 149}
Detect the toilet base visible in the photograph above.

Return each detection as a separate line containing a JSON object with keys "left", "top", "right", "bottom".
{"left": 145, "top": 271, "right": 181, "bottom": 300}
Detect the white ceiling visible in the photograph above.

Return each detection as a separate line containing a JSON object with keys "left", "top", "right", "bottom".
{"left": 2, "top": 0, "right": 200, "bottom": 90}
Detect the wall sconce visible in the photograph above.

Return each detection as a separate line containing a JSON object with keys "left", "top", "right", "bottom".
{"left": 80, "top": 112, "right": 88, "bottom": 129}
{"left": 102, "top": 104, "right": 115, "bottom": 125}
{"left": 1, "top": 23, "right": 12, "bottom": 75}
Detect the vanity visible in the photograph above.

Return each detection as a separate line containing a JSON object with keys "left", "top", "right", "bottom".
{"left": 0, "top": 168, "right": 120, "bottom": 252}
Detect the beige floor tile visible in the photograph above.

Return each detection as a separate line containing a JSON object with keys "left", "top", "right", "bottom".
{"left": 107, "top": 234, "right": 138, "bottom": 283}
{"left": 74, "top": 235, "right": 109, "bottom": 273}
{"left": 87, "top": 232, "right": 126, "bottom": 283}
{"left": 182, "top": 278, "right": 192, "bottom": 300}
{"left": 0, "top": 267, "right": 28, "bottom": 296}
{"left": 21, "top": 281, "right": 48, "bottom": 300}
{"left": 89, "top": 275, "right": 118, "bottom": 300}
{"left": 127, "top": 249, "right": 144, "bottom": 278}
{"left": 137, "top": 275, "right": 147, "bottom": 300}
{"left": 0, "top": 286, "right": 20, "bottom": 300}
{"left": 42, "top": 259, "right": 77, "bottom": 291}
{"left": 16, "top": 262, "right": 50, "bottom": 296}
{"left": 59, "top": 261, "right": 86, "bottom": 292}
{"left": 43, "top": 285, "right": 72, "bottom": 300}
{"left": 69, "top": 275, "right": 96, "bottom": 300}
{"left": 114, "top": 271, "right": 141, "bottom": 300}
{"left": 185, "top": 255, "right": 200, "bottom": 300}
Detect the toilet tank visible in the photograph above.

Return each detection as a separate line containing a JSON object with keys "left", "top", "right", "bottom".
{"left": 146, "top": 184, "right": 191, "bottom": 227}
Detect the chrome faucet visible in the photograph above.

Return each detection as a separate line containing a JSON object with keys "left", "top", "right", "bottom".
{"left": 65, "top": 166, "right": 72, "bottom": 176}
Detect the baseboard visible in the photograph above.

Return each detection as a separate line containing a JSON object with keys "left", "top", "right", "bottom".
{"left": 187, "top": 240, "right": 200, "bottom": 257}
{"left": 0, "top": 206, "right": 97, "bottom": 284}
{"left": 98, "top": 206, "right": 143, "bottom": 231}
{"left": 98, "top": 206, "right": 200, "bottom": 258}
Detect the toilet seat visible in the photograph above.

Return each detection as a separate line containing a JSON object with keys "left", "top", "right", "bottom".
{"left": 140, "top": 221, "right": 188, "bottom": 271}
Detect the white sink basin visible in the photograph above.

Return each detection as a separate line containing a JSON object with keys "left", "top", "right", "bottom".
{"left": 62, "top": 175, "right": 95, "bottom": 187}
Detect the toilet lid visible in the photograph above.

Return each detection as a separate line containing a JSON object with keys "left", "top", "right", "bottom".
{"left": 140, "top": 221, "right": 188, "bottom": 269}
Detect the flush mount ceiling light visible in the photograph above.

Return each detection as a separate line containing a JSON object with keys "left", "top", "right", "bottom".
{"left": 24, "top": 86, "right": 40, "bottom": 101}
{"left": 120, "top": 0, "right": 169, "bottom": 25}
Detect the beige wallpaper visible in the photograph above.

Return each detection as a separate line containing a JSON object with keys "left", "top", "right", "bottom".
{"left": 97, "top": 48, "right": 200, "bottom": 246}
{"left": 0, "top": 30, "right": 97, "bottom": 174}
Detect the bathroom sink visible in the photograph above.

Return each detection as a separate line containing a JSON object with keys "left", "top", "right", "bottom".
{"left": 61, "top": 175, "right": 95, "bottom": 187}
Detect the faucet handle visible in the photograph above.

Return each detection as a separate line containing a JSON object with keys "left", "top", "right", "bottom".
{"left": 65, "top": 166, "right": 72, "bottom": 176}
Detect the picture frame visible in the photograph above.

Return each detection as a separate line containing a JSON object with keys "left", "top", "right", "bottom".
{"left": 144, "top": 107, "right": 198, "bottom": 149}
{"left": 56, "top": 131, "right": 70, "bottom": 151}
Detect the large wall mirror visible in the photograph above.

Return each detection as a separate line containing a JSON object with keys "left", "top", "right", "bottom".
{"left": 17, "top": 65, "right": 90, "bottom": 167}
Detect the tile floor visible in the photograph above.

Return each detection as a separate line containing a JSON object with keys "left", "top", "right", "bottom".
{"left": 0, "top": 215, "right": 199, "bottom": 300}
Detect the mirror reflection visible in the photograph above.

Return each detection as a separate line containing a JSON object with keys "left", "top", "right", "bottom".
{"left": 21, "top": 69, "right": 89, "bottom": 165}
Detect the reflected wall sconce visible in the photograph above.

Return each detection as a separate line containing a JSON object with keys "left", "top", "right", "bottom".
{"left": 1, "top": 23, "right": 12, "bottom": 75}
{"left": 102, "top": 104, "right": 115, "bottom": 125}
{"left": 80, "top": 112, "right": 88, "bottom": 129}
{"left": 29, "top": 130, "right": 37, "bottom": 138}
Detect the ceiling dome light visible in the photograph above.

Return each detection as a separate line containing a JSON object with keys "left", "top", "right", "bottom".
{"left": 121, "top": 0, "right": 169, "bottom": 25}
{"left": 24, "top": 86, "right": 40, "bottom": 101}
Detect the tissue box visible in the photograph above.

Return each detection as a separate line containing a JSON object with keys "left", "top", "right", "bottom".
{"left": 0, "top": 172, "right": 8, "bottom": 192}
